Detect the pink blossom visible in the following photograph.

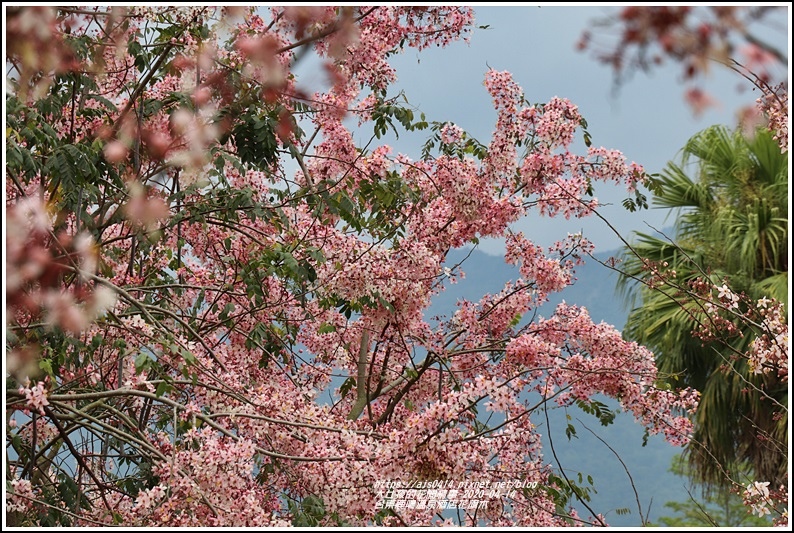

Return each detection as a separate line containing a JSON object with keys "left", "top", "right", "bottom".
{"left": 684, "top": 87, "right": 719, "bottom": 116}
{"left": 7, "top": 479, "right": 35, "bottom": 513}
{"left": 19, "top": 381, "right": 49, "bottom": 414}
{"left": 757, "top": 83, "right": 788, "bottom": 153}
{"left": 440, "top": 123, "right": 465, "bottom": 144}
{"left": 743, "top": 481, "right": 772, "bottom": 517}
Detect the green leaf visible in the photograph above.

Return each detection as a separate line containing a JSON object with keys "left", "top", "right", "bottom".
{"left": 219, "top": 302, "right": 235, "bottom": 321}
{"left": 180, "top": 347, "right": 197, "bottom": 365}
{"left": 377, "top": 296, "right": 395, "bottom": 313}
{"left": 155, "top": 381, "right": 172, "bottom": 397}
{"left": 39, "top": 359, "right": 55, "bottom": 379}
{"left": 509, "top": 313, "right": 522, "bottom": 328}
{"left": 339, "top": 377, "right": 355, "bottom": 398}
{"left": 134, "top": 352, "right": 152, "bottom": 373}
{"left": 318, "top": 323, "right": 337, "bottom": 334}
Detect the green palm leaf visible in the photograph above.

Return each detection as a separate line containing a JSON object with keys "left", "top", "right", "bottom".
{"left": 619, "top": 125, "right": 788, "bottom": 489}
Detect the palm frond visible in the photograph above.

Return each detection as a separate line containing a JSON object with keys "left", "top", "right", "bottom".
{"left": 618, "top": 124, "right": 789, "bottom": 489}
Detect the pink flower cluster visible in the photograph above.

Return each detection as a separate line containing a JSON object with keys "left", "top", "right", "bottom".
{"left": 757, "top": 83, "right": 788, "bottom": 153}
{"left": 741, "top": 479, "right": 787, "bottom": 526}
{"left": 748, "top": 298, "right": 789, "bottom": 381}
{"left": 7, "top": 478, "right": 36, "bottom": 513}
{"left": 505, "top": 232, "right": 573, "bottom": 297}
{"left": 508, "top": 303, "right": 698, "bottom": 446}
{"left": 127, "top": 428, "right": 282, "bottom": 526}
{"left": 18, "top": 381, "right": 49, "bottom": 415}
{"left": 439, "top": 123, "right": 465, "bottom": 145}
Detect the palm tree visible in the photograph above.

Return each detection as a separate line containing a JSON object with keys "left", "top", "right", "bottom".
{"left": 618, "top": 125, "right": 788, "bottom": 490}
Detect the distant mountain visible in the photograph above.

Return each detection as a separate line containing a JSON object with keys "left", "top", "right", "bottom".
{"left": 428, "top": 246, "right": 687, "bottom": 526}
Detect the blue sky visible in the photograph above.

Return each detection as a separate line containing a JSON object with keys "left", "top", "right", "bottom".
{"left": 339, "top": 5, "right": 790, "bottom": 255}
